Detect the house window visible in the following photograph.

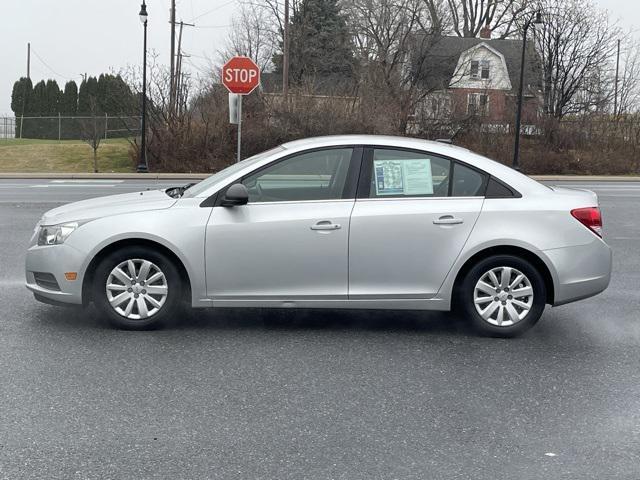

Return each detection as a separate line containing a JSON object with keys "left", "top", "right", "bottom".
{"left": 468, "top": 93, "right": 489, "bottom": 116}
{"left": 470, "top": 60, "right": 490, "bottom": 80}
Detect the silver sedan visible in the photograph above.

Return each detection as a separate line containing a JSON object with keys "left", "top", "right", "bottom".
{"left": 25, "top": 135, "right": 612, "bottom": 336}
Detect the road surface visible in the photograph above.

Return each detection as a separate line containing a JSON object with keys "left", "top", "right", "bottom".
{"left": 0, "top": 179, "right": 639, "bottom": 479}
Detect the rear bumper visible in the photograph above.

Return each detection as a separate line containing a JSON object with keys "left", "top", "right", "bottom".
{"left": 544, "top": 238, "right": 612, "bottom": 306}
{"left": 25, "top": 244, "right": 85, "bottom": 305}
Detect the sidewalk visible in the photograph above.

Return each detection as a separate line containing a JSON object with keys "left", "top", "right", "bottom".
{"left": 1, "top": 172, "right": 639, "bottom": 182}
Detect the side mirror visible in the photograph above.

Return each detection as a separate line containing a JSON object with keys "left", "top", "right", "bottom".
{"left": 221, "top": 183, "right": 249, "bottom": 207}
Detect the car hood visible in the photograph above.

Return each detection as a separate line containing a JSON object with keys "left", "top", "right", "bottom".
{"left": 40, "top": 190, "right": 177, "bottom": 225}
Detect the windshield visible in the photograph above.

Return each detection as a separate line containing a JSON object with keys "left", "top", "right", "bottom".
{"left": 182, "top": 146, "right": 285, "bottom": 198}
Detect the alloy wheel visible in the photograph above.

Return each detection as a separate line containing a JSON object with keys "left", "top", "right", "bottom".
{"left": 473, "top": 266, "right": 534, "bottom": 327}
{"left": 105, "top": 259, "right": 168, "bottom": 320}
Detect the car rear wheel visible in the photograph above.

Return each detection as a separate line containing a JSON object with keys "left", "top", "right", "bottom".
{"left": 460, "top": 255, "right": 546, "bottom": 337}
{"left": 93, "top": 246, "right": 182, "bottom": 329}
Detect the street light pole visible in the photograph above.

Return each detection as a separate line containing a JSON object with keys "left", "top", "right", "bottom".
{"left": 138, "top": 1, "right": 149, "bottom": 173}
{"left": 513, "top": 11, "right": 542, "bottom": 172}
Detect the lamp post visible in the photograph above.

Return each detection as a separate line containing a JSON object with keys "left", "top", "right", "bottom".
{"left": 513, "top": 11, "right": 542, "bottom": 171}
{"left": 137, "top": 1, "right": 149, "bottom": 173}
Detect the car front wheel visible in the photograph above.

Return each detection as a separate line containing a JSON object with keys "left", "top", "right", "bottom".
{"left": 93, "top": 246, "right": 182, "bottom": 329}
{"left": 460, "top": 255, "right": 546, "bottom": 337}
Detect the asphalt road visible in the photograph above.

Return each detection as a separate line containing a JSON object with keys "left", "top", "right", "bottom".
{"left": 1, "top": 179, "right": 639, "bottom": 479}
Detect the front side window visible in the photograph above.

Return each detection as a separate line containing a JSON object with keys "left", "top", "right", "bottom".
{"left": 242, "top": 148, "right": 353, "bottom": 203}
{"left": 367, "top": 149, "right": 451, "bottom": 198}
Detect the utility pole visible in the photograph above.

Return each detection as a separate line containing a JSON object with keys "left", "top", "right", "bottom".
{"left": 169, "top": 0, "right": 176, "bottom": 116}
{"left": 513, "top": 12, "right": 542, "bottom": 171}
{"left": 169, "top": 18, "right": 194, "bottom": 116}
{"left": 283, "top": 0, "right": 289, "bottom": 100}
{"left": 614, "top": 39, "right": 620, "bottom": 118}
{"left": 21, "top": 43, "right": 31, "bottom": 139}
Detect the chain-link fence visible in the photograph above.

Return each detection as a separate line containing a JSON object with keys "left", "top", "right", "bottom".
{"left": 0, "top": 117, "right": 15, "bottom": 139}
{"left": 1, "top": 116, "right": 141, "bottom": 141}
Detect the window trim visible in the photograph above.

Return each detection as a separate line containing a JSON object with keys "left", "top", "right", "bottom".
{"left": 208, "top": 146, "right": 364, "bottom": 207}
{"left": 467, "top": 93, "right": 490, "bottom": 116}
{"left": 356, "top": 146, "right": 489, "bottom": 200}
{"left": 470, "top": 60, "right": 490, "bottom": 80}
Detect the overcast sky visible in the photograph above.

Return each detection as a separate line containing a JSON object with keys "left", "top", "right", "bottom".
{"left": 0, "top": 0, "right": 637, "bottom": 115}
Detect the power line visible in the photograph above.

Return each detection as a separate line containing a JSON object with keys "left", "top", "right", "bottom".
{"left": 192, "top": 0, "right": 237, "bottom": 21}
{"left": 193, "top": 24, "right": 231, "bottom": 29}
{"left": 30, "top": 48, "right": 72, "bottom": 81}
{"left": 184, "top": 57, "right": 214, "bottom": 76}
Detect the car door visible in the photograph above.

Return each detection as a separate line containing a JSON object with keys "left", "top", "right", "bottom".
{"left": 348, "top": 147, "right": 486, "bottom": 299}
{"left": 205, "top": 147, "right": 362, "bottom": 303}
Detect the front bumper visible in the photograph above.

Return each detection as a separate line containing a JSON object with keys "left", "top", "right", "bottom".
{"left": 544, "top": 238, "right": 613, "bottom": 306}
{"left": 25, "top": 243, "right": 86, "bottom": 305}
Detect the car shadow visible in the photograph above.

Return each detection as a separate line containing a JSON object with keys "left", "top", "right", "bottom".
{"left": 171, "top": 307, "right": 476, "bottom": 337}
{"left": 30, "top": 303, "right": 476, "bottom": 337}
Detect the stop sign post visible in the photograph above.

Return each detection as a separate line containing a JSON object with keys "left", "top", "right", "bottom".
{"left": 222, "top": 56, "right": 260, "bottom": 162}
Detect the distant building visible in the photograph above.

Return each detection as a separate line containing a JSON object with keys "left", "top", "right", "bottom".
{"left": 259, "top": 27, "right": 544, "bottom": 135}
{"left": 411, "top": 28, "right": 544, "bottom": 132}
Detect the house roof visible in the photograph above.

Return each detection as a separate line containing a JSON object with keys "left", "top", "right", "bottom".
{"left": 411, "top": 35, "right": 543, "bottom": 95}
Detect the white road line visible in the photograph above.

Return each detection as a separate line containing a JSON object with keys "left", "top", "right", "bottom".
{"left": 29, "top": 184, "right": 117, "bottom": 188}
{"left": 599, "top": 194, "right": 640, "bottom": 198}
{"left": 50, "top": 179, "right": 125, "bottom": 184}
{"left": 554, "top": 184, "right": 640, "bottom": 189}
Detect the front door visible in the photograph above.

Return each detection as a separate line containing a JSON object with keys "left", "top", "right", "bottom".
{"left": 206, "top": 147, "right": 360, "bottom": 303}
{"left": 349, "top": 147, "right": 486, "bottom": 299}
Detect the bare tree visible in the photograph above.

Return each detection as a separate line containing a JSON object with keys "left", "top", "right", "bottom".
{"left": 220, "top": 2, "right": 277, "bottom": 71}
{"left": 532, "top": 0, "right": 620, "bottom": 119}
{"left": 445, "top": 0, "right": 529, "bottom": 38}
{"left": 345, "top": 0, "right": 447, "bottom": 133}
{"left": 617, "top": 38, "right": 640, "bottom": 116}
{"left": 79, "top": 97, "right": 105, "bottom": 173}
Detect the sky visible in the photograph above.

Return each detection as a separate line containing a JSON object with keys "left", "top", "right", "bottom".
{"left": 0, "top": 0, "right": 236, "bottom": 115}
{"left": 0, "top": 0, "right": 637, "bottom": 116}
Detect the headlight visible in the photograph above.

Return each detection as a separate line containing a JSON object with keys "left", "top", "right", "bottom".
{"left": 37, "top": 222, "right": 80, "bottom": 246}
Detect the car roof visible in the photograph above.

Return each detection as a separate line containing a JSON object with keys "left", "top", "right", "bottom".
{"left": 281, "top": 134, "right": 468, "bottom": 153}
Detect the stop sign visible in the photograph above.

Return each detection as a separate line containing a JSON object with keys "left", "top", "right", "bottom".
{"left": 222, "top": 56, "right": 261, "bottom": 95}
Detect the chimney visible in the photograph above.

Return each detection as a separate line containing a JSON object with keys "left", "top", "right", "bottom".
{"left": 480, "top": 23, "right": 492, "bottom": 39}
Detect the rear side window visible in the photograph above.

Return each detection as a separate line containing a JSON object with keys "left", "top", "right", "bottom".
{"left": 452, "top": 163, "right": 487, "bottom": 197}
{"left": 485, "top": 177, "right": 521, "bottom": 198}
{"left": 368, "top": 149, "right": 451, "bottom": 198}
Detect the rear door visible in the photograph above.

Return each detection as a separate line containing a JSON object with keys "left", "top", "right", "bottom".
{"left": 348, "top": 147, "right": 486, "bottom": 299}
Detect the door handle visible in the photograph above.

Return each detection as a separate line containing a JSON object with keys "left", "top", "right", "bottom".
{"left": 310, "top": 221, "right": 341, "bottom": 231}
{"left": 433, "top": 215, "right": 464, "bottom": 225}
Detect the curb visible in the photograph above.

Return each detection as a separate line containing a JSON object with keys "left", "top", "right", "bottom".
{"left": 0, "top": 173, "right": 639, "bottom": 182}
{"left": 531, "top": 175, "right": 640, "bottom": 182}
{"left": 0, "top": 172, "right": 209, "bottom": 180}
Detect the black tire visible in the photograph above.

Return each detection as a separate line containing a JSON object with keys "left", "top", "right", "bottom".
{"left": 92, "top": 246, "right": 183, "bottom": 330}
{"left": 459, "top": 254, "right": 546, "bottom": 337}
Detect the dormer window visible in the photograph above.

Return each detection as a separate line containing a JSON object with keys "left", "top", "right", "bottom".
{"left": 470, "top": 60, "right": 490, "bottom": 80}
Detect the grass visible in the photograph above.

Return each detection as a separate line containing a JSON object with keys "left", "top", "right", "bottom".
{"left": 0, "top": 138, "right": 135, "bottom": 173}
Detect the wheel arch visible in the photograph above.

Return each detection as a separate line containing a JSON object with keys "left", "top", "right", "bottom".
{"left": 81, "top": 238, "right": 192, "bottom": 306}
{"left": 451, "top": 245, "right": 555, "bottom": 305}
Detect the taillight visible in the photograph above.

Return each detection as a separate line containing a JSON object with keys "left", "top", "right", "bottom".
{"left": 571, "top": 207, "right": 603, "bottom": 237}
